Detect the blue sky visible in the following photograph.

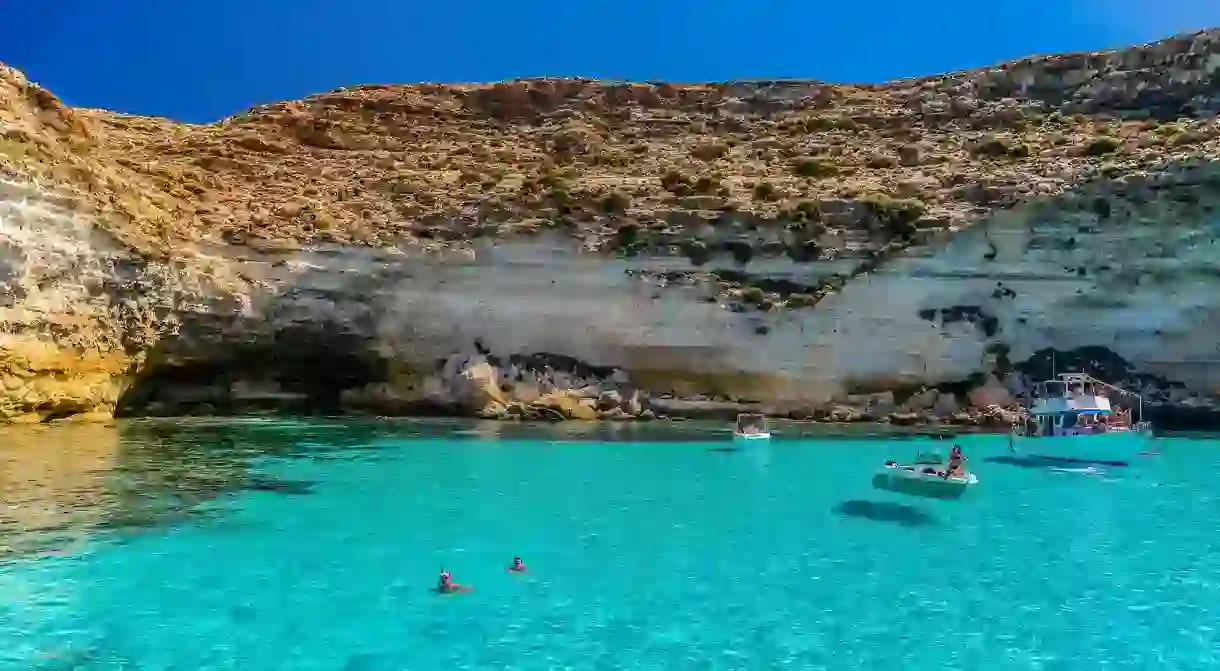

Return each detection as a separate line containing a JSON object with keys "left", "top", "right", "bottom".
{"left": 2, "top": 1, "right": 1219, "bottom": 123}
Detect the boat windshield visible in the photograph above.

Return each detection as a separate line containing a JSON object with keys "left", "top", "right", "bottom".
{"left": 913, "top": 451, "right": 945, "bottom": 465}
{"left": 1040, "top": 380, "right": 1066, "bottom": 398}
{"left": 735, "top": 414, "right": 767, "bottom": 434}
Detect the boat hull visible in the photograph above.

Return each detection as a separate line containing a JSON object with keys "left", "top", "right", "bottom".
{"left": 1008, "top": 429, "right": 1152, "bottom": 467}
{"left": 871, "top": 469, "right": 976, "bottom": 500}
{"left": 733, "top": 432, "right": 771, "bottom": 442}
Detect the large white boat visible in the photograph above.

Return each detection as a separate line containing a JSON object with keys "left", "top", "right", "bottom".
{"left": 1009, "top": 373, "right": 1153, "bottom": 466}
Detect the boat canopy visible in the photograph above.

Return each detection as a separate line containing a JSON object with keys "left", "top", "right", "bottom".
{"left": 735, "top": 413, "right": 768, "bottom": 433}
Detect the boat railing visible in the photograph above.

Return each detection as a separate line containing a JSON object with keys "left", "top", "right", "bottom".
{"left": 1076, "top": 374, "right": 1147, "bottom": 428}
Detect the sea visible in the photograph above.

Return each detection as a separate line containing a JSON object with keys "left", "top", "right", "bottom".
{"left": 0, "top": 419, "right": 1213, "bottom": 670}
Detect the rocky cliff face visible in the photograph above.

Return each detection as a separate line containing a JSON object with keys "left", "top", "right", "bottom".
{"left": 4, "top": 29, "right": 1220, "bottom": 427}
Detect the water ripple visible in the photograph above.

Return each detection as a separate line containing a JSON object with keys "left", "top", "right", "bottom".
{"left": 0, "top": 422, "right": 1212, "bottom": 669}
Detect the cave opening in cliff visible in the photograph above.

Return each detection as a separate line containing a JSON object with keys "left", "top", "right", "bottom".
{"left": 115, "top": 328, "right": 388, "bottom": 418}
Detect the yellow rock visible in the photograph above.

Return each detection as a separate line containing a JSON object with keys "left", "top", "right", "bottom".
{"left": 534, "top": 392, "right": 600, "bottom": 420}
{"left": 50, "top": 411, "right": 114, "bottom": 424}
{"left": 567, "top": 401, "right": 600, "bottom": 421}
{"left": 7, "top": 412, "right": 44, "bottom": 424}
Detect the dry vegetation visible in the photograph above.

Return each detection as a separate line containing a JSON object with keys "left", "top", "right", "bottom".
{"left": 3, "top": 29, "right": 1220, "bottom": 258}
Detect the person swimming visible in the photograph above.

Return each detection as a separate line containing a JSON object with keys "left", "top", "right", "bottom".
{"left": 508, "top": 557, "right": 527, "bottom": 573}
{"left": 434, "top": 569, "right": 471, "bottom": 594}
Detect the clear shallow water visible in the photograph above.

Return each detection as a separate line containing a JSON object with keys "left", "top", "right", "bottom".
{"left": 0, "top": 420, "right": 1215, "bottom": 670}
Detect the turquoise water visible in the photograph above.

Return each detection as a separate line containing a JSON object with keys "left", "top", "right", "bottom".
{"left": 0, "top": 420, "right": 1215, "bottom": 670}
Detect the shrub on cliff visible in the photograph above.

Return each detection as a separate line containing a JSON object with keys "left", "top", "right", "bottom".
{"left": 791, "top": 157, "right": 838, "bottom": 178}
{"left": 752, "top": 181, "right": 778, "bottom": 201}
{"left": 785, "top": 293, "right": 818, "bottom": 308}
{"left": 614, "top": 220, "right": 641, "bottom": 248}
{"left": 693, "top": 175, "right": 725, "bottom": 195}
{"left": 683, "top": 240, "right": 713, "bottom": 266}
{"left": 601, "top": 190, "right": 632, "bottom": 214}
{"left": 970, "top": 134, "right": 1031, "bottom": 158}
{"left": 791, "top": 199, "right": 823, "bottom": 222}
{"left": 860, "top": 193, "right": 926, "bottom": 238}
{"left": 661, "top": 169, "right": 693, "bottom": 195}
{"left": 1151, "top": 123, "right": 1185, "bottom": 140}
{"left": 1083, "top": 135, "right": 1122, "bottom": 156}
{"left": 740, "top": 286, "right": 765, "bottom": 304}
{"left": 1169, "top": 128, "right": 1215, "bottom": 147}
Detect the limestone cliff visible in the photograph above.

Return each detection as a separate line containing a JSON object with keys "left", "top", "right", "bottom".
{"left": 4, "top": 29, "right": 1220, "bottom": 427}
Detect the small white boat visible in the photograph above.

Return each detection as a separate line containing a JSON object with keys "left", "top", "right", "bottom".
{"left": 871, "top": 451, "right": 977, "bottom": 500}
{"left": 733, "top": 413, "right": 771, "bottom": 441}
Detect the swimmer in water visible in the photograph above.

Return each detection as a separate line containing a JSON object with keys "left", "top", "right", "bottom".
{"left": 508, "top": 557, "right": 527, "bottom": 573}
{"left": 434, "top": 569, "right": 471, "bottom": 594}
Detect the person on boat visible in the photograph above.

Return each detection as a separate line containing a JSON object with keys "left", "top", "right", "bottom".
{"left": 1118, "top": 408, "right": 1132, "bottom": 428}
{"left": 508, "top": 557, "right": 528, "bottom": 573}
{"left": 1094, "top": 413, "right": 1110, "bottom": 433}
{"left": 1080, "top": 414, "right": 1098, "bottom": 434}
{"left": 434, "top": 570, "right": 471, "bottom": 594}
{"left": 945, "top": 444, "right": 967, "bottom": 478}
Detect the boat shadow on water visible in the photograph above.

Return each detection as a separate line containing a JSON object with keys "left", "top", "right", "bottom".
{"left": 245, "top": 475, "right": 317, "bottom": 495}
{"left": 983, "top": 455, "right": 1127, "bottom": 469}
{"left": 833, "top": 500, "right": 937, "bottom": 527}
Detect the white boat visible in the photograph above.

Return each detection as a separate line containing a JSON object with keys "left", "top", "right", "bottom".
{"left": 1009, "top": 373, "right": 1153, "bottom": 466}
{"left": 733, "top": 413, "right": 772, "bottom": 441}
{"left": 871, "top": 451, "right": 977, "bottom": 500}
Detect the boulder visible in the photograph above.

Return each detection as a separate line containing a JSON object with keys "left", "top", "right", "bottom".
{"left": 888, "top": 411, "right": 922, "bottom": 426}
{"left": 903, "top": 388, "right": 939, "bottom": 412}
{"left": 597, "top": 389, "right": 622, "bottom": 411}
{"left": 968, "top": 374, "right": 1014, "bottom": 408}
{"left": 933, "top": 392, "right": 960, "bottom": 417}
{"left": 435, "top": 354, "right": 506, "bottom": 412}
{"left": 828, "top": 404, "right": 862, "bottom": 422}
{"left": 868, "top": 391, "right": 896, "bottom": 414}
{"left": 621, "top": 389, "right": 644, "bottom": 416}
{"left": 512, "top": 383, "right": 543, "bottom": 404}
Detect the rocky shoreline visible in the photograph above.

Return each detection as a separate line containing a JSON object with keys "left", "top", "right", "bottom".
{"left": 97, "top": 344, "right": 1220, "bottom": 432}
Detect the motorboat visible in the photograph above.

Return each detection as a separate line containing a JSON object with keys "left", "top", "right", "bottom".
{"left": 1009, "top": 373, "right": 1153, "bottom": 467}
{"left": 733, "top": 413, "right": 772, "bottom": 441}
{"left": 871, "top": 450, "right": 977, "bottom": 500}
